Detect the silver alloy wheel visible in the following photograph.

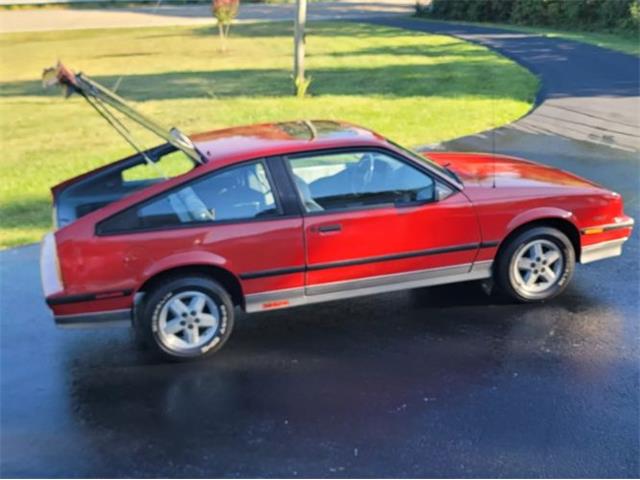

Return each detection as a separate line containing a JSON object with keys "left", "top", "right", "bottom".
{"left": 510, "top": 239, "right": 564, "bottom": 295}
{"left": 157, "top": 291, "right": 220, "bottom": 353}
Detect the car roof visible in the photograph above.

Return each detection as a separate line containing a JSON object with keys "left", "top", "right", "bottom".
{"left": 189, "top": 120, "right": 391, "bottom": 164}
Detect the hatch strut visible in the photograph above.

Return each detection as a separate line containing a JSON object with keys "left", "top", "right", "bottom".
{"left": 42, "top": 62, "right": 205, "bottom": 164}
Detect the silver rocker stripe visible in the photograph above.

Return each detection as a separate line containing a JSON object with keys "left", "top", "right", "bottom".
{"left": 581, "top": 237, "right": 628, "bottom": 264}
{"left": 245, "top": 261, "right": 493, "bottom": 313}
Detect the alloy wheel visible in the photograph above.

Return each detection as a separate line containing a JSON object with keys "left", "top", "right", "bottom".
{"left": 157, "top": 291, "right": 220, "bottom": 353}
{"left": 510, "top": 238, "right": 564, "bottom": 295}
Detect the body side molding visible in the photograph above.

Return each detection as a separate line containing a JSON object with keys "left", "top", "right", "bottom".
{"left": 245, "top": 261, "right": 493, "bottom": 313}
{"left": 239, "top": 242, "right": 499, "bottom": 280}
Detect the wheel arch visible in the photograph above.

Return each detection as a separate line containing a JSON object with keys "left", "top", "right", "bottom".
{"left": 136, "top": 264, "right": 245, "bottom": 308}
{"left": 497, "top": 215, "right": 581, "bottom": 263}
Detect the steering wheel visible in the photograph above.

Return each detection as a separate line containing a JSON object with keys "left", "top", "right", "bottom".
{"left": 361, "top": 154, "right": 375, "bottom": 186}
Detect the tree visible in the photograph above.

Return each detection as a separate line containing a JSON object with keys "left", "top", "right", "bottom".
{"left": 212, "top": 0, "right": 239, "bottom": 53}
{"left": 293, "top": 0, "right": 311, "bottom": 97}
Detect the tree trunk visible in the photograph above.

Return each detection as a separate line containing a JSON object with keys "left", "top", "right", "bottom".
{"left": 218, "top": 22, "right": 226, "bottom": 52}
{"left": 293, "top": 0, "right": 307, "bottom": 93}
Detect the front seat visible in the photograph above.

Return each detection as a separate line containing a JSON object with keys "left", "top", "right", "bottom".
{"left": 294, "top": 175, "right": 323, "bottom": 212}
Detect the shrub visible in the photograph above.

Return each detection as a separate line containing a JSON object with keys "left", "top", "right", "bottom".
{"left": 418, "top": 0, "right": 640, "bottom": 33}
{"left": 510, "top": 0, "right": 548, "bottom": 26}
{"left": 491, "top": 0, "right": 515, "bottom": 22}
{"left": 467, "top": 0, "right": 491, "bottom": 22}
{"left": 625, "top": 0, "right": 640, "bottom": 30}
{"left": 294, "top": 75, "right": 312, "bottom": 98}
{"left": 212, "top": 0, "right": 239, "bottom": 52}
{"left": 595, "top": 0, "right": 636, "bottom": 29}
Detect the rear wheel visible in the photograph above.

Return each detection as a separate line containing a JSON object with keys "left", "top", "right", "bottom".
{"left": 496, "top": 226, "right": 575, "bottom": 302}
{"left": 138, "top": 275, "right": 234, "bottom": 361}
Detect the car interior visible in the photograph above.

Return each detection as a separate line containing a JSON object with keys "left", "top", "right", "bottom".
{"left": 137, "top": 162, "right": 277, "bottom": 228}
{"left": 290, "top": 152, "right": 435, "bottom": 212}
{"left": 59, "top": 148, "right": 439, "bottom": 234}
{"left": 54, "top": 144, "right": 195, "bottom": 228}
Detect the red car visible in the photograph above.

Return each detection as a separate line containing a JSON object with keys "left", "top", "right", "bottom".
{"left": 40, "top": 64, "right": 633, "bottom": 360}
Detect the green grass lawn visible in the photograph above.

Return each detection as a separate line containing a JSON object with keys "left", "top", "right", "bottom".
{"left": 0, "top": 21, "right": 537, "bottom": 248}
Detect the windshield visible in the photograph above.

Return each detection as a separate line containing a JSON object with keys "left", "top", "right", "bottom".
{"left": 388, "top": 140, "right": 461, "bottom": 184}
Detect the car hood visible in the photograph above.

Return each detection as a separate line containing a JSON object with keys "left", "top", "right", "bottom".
{"left": 425, "top": 152, "right": 603, "bottom": 191}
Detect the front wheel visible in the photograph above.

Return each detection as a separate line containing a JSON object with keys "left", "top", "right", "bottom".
{"left": 137, "top": 275, "right": 235, "bottom": 361}
{"left": 496, "top": 226, "right": 575, "bottom": 302}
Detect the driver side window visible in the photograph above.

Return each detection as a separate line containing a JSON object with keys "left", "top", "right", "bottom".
{"left": 287, "top": 151, "right": 435, "bottom": 212}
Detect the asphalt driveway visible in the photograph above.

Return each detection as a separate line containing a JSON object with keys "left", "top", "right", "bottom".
{"left": 1, "top": 19, "right": 639, "bottom": 478}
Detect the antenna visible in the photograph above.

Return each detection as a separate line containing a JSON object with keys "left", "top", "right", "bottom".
{"left": 491, "top": 93, "right": 496, "bottom": 189}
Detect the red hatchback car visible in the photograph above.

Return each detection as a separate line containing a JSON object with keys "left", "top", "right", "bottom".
{"left": 40, "top": 65, "right": 633, "bottom": 360}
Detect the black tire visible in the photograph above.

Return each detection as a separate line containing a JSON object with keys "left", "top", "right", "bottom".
{"left": 495, "top": 226, "right": 575, "bottom": 302}
{"left": 137, "top": 275, "right": 235, "bottom": 361}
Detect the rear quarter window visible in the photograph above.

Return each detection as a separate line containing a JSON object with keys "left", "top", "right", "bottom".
{"left": 97, "top": 161, "right": 279, "bottom": 234}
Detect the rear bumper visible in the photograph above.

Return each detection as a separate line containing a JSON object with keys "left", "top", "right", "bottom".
{"left": 55, "top": 308, "right": 131, "bottom": 328}
{"left": 46, "top": 289, "right": 135, "bottom": 327}
{"left": 41, "top": 231, "right": 136, "bottom": 329}
{"left": 40, "top": 232, "right": 63, "bottom": 297}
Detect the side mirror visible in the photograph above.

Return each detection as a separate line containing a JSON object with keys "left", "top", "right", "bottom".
{"left": 434, "top": 182, "right": 454, "bottom": 201}
{"left": 394, "top": 187, "right": 434, "bottom": 208}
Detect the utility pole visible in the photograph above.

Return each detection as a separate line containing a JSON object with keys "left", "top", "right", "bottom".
{"left": 293, "top": 0, "right": 307, "bottom": 95}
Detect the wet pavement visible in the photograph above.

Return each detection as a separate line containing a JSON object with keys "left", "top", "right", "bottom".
{"left": 1, "top": 19, "right": 639, "bottom": 479}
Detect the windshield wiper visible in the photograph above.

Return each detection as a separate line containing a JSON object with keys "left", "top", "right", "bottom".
{"left": 442, "top": 163, "right": 462, "bottom": 184}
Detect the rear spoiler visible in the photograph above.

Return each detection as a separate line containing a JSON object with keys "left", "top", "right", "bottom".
{"left": 42, "top": 62, "right": 205, "bottom": 164}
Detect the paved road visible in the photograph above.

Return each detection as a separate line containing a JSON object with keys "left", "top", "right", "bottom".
{"left": 0, "top": 0, "right": 412, "bottom": 33}
{"left": 1, "top": 18, "right": 639, "bottom": 479}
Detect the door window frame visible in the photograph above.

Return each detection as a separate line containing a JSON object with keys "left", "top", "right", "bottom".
{"left": 280, "top": 146, "right": 459, "bottom": 217}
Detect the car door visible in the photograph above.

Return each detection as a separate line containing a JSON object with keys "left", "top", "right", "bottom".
{"left": 94, "top": 158, "right": 306, "bottom": 307}
{"left": 284, "top": 149, "right": 482, "bottom": 296}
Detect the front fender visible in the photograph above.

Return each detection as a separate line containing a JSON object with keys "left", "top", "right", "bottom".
{"left": 506, "top": 207, "right": 579, "bottom": 235}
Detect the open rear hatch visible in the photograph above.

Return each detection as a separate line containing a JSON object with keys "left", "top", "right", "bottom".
{"left": 42, "top": 62, "right": 206, "bottom": 228}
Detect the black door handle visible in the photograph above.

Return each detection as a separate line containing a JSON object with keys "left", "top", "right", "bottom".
{"left": 317, "top": 224, "right": 342, "bottom": 233}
